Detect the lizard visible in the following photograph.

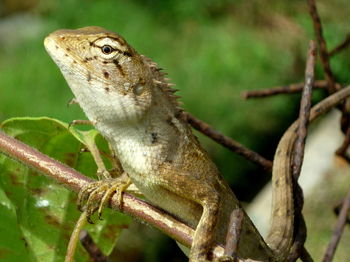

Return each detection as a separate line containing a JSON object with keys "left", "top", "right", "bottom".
{"left": 44, "top": 26, "right": 294, "bottom": 262}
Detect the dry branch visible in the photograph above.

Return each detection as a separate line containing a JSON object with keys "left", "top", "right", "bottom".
{"left": 287, "top": 40, "right": 316, "bottom": 262}
{"left": 329, "top": 33, "right": 350, "bottom": 57}
{"left": 307, "top": 0, "right": 338, "bottom": 94}
{"left": 185, "top": 113, "right": 273, "bottom": 170}
{"left": 322, "top": 187, "right": 350, "bottom": 262}
{"left": 242, "top": 80, "right": 330, "bottom": 99}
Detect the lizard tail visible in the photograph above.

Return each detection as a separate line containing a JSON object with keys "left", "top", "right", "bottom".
{"left": 266, "top": 126, "right": 295, "bottom": 261}
{"left": 266, "top": 85, "right": 350, "bottom": 261}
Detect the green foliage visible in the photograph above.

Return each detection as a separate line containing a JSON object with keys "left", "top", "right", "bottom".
{"left": 0, "top": 117, "right": 131, "bottom": 262}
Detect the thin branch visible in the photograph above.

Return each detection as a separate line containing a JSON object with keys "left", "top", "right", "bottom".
{"left": 307, "top": 0, "right": 338, "bottom": 94}
{"left": 293, "top": 40, "right": 316, "bottom": 178}
{"left": 242, "top": 80, "right": 330, "bottom": 99}
{"left": 185, "top": 113, "right": 273, "bottom": 171}
{"left": 80, "top": 230, "right": 109, "bottom": 262}
{"left": 329, "top": 33, "right": 350, "bottom": 57}
{"left": 322, "top": 186, "right": 350, "bottom": 262}
{"left": 224, "top": 209, "right": 244, "bottom": 260}
{"left": 288, "top": 40, "right": 316, "bottom": 262}
{"left": 300, "top": 246, "right": 314, "bottom": 262}
{"left": 333, "top": 201, "right": 350, "bottom": 225}
{"left": 335, "top": 126, "right": 350, "bottom": 161}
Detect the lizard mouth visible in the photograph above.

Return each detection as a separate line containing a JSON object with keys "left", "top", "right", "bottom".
{"left": 44, "top": 35, "right": 73, "bottom": 73}
{"left": 44, "top": 33, "right": 111, "bottom": 85}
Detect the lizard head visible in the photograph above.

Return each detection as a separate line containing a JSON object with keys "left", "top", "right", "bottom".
{"left": 44, "top": 26, "right": 155, "bottom": 125}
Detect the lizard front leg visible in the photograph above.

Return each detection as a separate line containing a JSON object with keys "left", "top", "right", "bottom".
{"left": 191, "top": 195, "right": 221, "bottom": 262}
{"left": 154, "top": 167, "right": 226, "bottom": 262}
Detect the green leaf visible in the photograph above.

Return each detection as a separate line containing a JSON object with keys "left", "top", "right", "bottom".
{"left": 0, "top": 117, "right": 131, "bottom": 262}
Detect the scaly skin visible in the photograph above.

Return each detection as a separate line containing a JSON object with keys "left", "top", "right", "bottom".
{"left": 44, "top": 26, "right": 294, "bottom": 261}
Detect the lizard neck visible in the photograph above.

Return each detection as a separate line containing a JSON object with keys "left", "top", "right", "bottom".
{"left": 95, "top": 93, "right": 187, "bottom": 176}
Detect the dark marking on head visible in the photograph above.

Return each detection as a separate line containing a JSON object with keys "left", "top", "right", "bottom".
{"left": 113, "top": 59, "right": 125, "bottom": 76}
{"left": 66, "top": 47, "right": 70, "bottom": 52}
{"left": 87, "top": 73, "right": 91, "bottom": 82}
{"left": 174, "top": 110, "right": 183, "bottom": 119}
{"left": 64, "top": 54, "right": 68, "bottom": 57}
{"left": 139, "top": 77, "right": 146, "bottom": 85}
{"left": 102, "top": 61, "right": 108, "bottom": 64}
{"left": 122, "top": 51, "right": 132, "bottom": 57}
{"left": 60, "top": 36, "right": 66, "bottom": 40}
{"left": 105, "top": 87, "right": 110, "bottom": 92}
{"left": 82, "top": 46, "right": 86, "bottom": 50}
{"left": 93, "top": 56, "right": 97, "bottom": 59}
{"left": 55, "top": 45, "right": 59, "bottom": 49}
{"left": 286, "top": 209, "right": 292, "bottom": 217}
{"left": 73, "top": 60, "right": 77, "bottom": 64}
{"left": 103, "top": 71, "right": 110, "bottom": 79}
{"left": 83, "top": 57, "right": 93, "bottom": 63}
{"left": 151, "top": 133, "right": 158, "bottom": 144}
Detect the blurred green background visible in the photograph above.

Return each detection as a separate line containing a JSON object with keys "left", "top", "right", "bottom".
{"left": 0, "top": 0, "right": 349, "bottom": 261}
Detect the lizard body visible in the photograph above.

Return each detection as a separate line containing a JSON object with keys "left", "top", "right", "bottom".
{"left": 44, "top": 27, "right": 293, "bottom": 261}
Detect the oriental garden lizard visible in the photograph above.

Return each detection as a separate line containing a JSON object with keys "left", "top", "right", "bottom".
{"left": 44, "top": 26, "right": 294, "bottom": 262}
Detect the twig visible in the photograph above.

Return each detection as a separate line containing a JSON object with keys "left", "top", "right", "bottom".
{"left": 335, "top": 126, "right": 350, "bottom": 161}
{"left": 80, "top": 230, "right": 108, "bottom": 262}
{"left": 288, "top": 40, "right": 316, "bottom": 262}
{"left": 333, "top": 201, "right": 350, "bottom": 225}
{"left": 224, "top": 209, "right": 244, "bottom": 260}
{"left": 242, "top": 80, "right": 329, "bottom": 99}
{"left": 307, "top": 0, "right": 338, "bottom": 94}
{"left": 185, "top": 113, "right": 273, "bottom": 171}
{"left": 292, "top": 40, "right": 316, "bottom": 178}
{"left": 322, "top": 186, "right": 350, "bottom": 262}
{"left": 329, "top": 33, "right": 350, "bottom": 57}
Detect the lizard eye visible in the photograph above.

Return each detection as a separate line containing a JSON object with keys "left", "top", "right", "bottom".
{"left": 101, "top": 45, "right": 114, "bottom": 55}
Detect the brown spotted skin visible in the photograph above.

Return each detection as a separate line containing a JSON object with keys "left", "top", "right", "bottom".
{"left": 44, "top": 26, "right": 293, "bottom": 262}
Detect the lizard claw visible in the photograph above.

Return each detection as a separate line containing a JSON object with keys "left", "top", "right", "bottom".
{"left": 77, "top": 176, "right": 131, "bottom": 223}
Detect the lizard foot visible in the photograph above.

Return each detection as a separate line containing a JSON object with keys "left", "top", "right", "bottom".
{"left": 77, "top": 175, "right": 131, "bottom": 223}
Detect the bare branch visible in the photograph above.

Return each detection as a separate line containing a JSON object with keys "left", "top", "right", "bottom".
{"left": 288, "top": 40, "right": 317, "bottom": 262}
{"left": 322, "top": 187, "right": 350, "bottom": 262}
{"left": 293, "top": 40, "right": 316, "bottom": 179}
{"left": 185, "top": 113, "right": 273, "bottom": 171}
{"left": 242, "top": 80, "right": 330, "bottom": 99}
{"left": 335, "top": 126, "right": 350, "bottom": 161}
{"left": 80, "top": 230, "right": 109, "bottom": 262}
{"left": 329, "top": 33, "right": 350, "bottom": 57}
{"left": 306, "top": 0, "right": 338, "bottom": 94}
{"left": 224, "top": 208, "right": 244, "bottom": 260}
